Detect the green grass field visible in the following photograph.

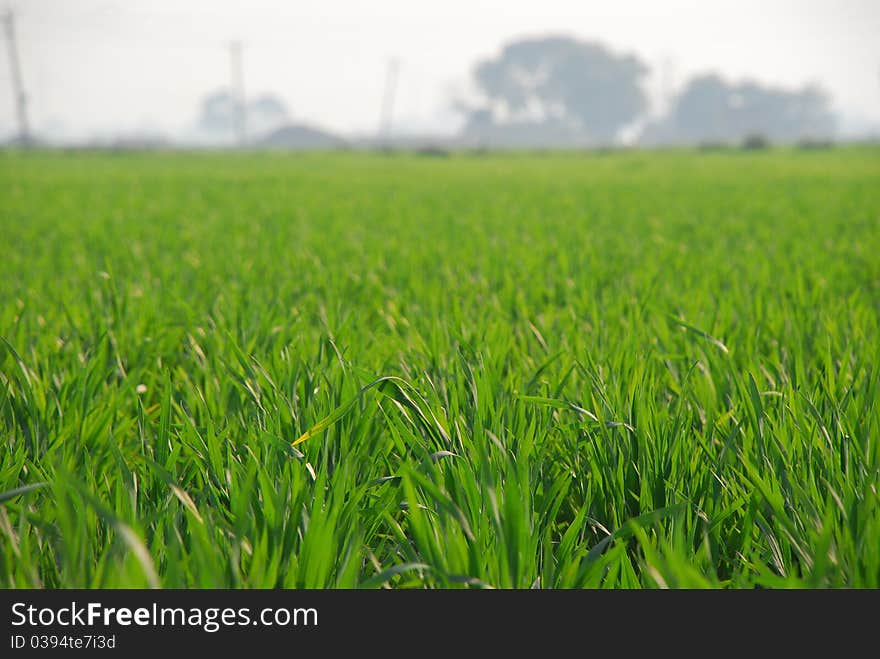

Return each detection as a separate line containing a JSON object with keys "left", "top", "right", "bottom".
{"left": 1, "top": 148, "right": 879, "bottom": 588}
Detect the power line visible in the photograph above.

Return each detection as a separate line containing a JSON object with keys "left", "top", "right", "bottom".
{"left": 3, "top": 8, "right": 31, "bottom": 145}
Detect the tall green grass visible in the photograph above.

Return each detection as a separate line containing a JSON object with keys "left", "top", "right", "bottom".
{"left": 1, "top": 148, "right": 878, "bottom": 587}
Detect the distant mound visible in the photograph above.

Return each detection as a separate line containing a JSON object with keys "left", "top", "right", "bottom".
{"left": 256, "top": 123, "right": 345, "bottom": 150}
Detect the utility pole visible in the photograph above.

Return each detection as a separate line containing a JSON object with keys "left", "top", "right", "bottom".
{"left": 229, "top": 40, "right": 246, "bottom": 147}
{"left": 378, "top": 58, "right": 399, "bottom": 149}
{"left": 3, "top": 8, "right": 31, "bottom": 146}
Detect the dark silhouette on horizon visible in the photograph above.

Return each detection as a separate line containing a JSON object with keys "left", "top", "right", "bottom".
{"left": 7, "top": 32, "right": 862, "bottom": 150}
{"left": 195, "top": 89, "right": 290, "bottom": 143}
{"left": 641, "top": 74, "right": 835, "bottom": 145}
{"left": 459, "top": 35, "right": 649, "bottom": 147}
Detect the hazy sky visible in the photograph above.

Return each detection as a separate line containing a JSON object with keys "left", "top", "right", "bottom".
{"left": 2, "top": 0, "right": 879, "bottom": 139}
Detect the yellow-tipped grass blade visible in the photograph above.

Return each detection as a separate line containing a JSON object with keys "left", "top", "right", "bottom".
{"left": 292, "top": 376, "right": 399, "bottom": 447}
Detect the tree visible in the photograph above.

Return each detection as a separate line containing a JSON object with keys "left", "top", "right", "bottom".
{"left": 247, "top": 94, "right": 290, "bottom": 137}
{"left": 641, "top": 74, "right": 835, "bottom": 144}
{"left": 463, "top": 35, "right": 649, "bottom": 144}
{"left": 195, "top": 90, "right": 290, "bottom": 142}
{"left": 197, "top": 89, "right": 240, "bottom": 136}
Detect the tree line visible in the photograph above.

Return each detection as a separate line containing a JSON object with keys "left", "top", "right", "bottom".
{"left": 459, "top": 35, "right": 835, "bottom": 147}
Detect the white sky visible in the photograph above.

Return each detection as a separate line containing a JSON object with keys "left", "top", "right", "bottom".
{"left": 2, "top": 0, "right": 879, "bottom": 139}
